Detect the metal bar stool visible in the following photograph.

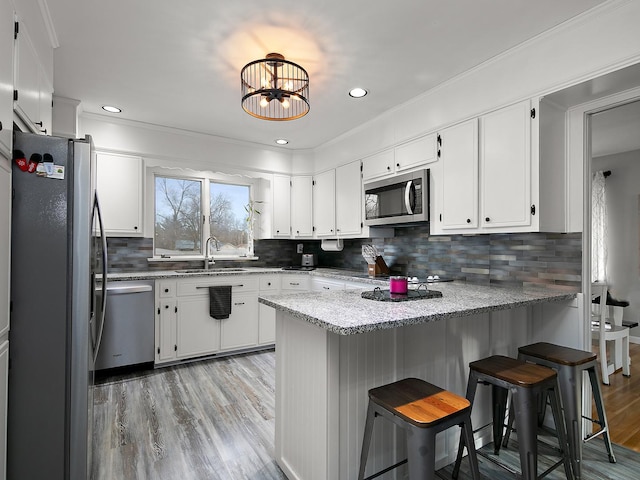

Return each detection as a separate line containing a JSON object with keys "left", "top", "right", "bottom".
{"left": 358, "top": 377, "right": 481, "bottom": 480}
{"left": 452, "top": 355, "right": 574, "bottom": 480}
{"left": 512, "top": 342, "right": 616, "bottom": 480}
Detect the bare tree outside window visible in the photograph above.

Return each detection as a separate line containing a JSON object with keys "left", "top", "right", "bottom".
{"left": 209, "top": 182, "right": 250, "bottom": 256}
{"left": 155, "top": 177, "right": 201, "bottom": 255}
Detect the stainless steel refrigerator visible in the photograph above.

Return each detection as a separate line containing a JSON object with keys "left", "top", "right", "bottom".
{"left": 8, "top": 131, "right": 108, "bottom": 480}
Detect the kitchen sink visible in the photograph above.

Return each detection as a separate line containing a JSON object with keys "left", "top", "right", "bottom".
{"left": 175, "top": 268, "right": 247, "bottom": 273}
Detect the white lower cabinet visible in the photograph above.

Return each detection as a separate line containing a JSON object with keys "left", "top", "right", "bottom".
{"left": 176, "top": 296, "right": 221, "bottom": 359}
{"left": 311, "top": 277, "right": 345, "bottom": 292}
{"left": 220, "top": 294, "right": 258, "bottom": 351}
{"left": 155, "top": 275, "right": 274, "bottom": 365}
{"left": 0, "top": 340, "right": 7, "bottom": 479}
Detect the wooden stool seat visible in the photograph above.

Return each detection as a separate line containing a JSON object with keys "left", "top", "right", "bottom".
{"left": 369, "top": 378, "right": 471, "bottom": 427}
{"left": 469, "top": 354, "right": 557, "bottom": 386}
{"left": 453, "top": 355, "right": 573, "bottom": 480}
{"left": 518, "top": 342, "right": 596, "bottom": 367}
{"left": 359, "top": 378, "right": 480, "bottom": 480}
{"left": 517, "top": 342, "right": 616, "bottom": 480}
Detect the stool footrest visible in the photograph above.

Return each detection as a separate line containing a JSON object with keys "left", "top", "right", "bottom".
{"left": 362, "top": 459, "right": 407, "bottom": 480}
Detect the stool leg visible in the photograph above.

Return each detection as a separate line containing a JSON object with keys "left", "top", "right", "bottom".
{"left": 548, "top": 381, "right": 574, "bottom": 480}
{"left": 557, "top": 365, "right": 582, "bottom": 480}
{"left": 462, "top": 416, "right": 482, "bottom": 480}
{"left": 588, "top": 366, "right": 616, "bottom": 463}
{"left": 492, "top": 384, "right": 508, "bottom": 454}
{"left": 511, "top": 387, "right": 538, "bottom": 480}
{"left": 358, "top": 401, "right": 376, "bottom": 480}
{"left": 453, "top": 372, "right": 479, "bottom": 480}
{"left": 406, "top": 426, "right": 436, "bottom": 480}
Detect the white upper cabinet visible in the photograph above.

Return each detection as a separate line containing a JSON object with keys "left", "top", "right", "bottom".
{"left": 96, "top": 152, "right": 143, "bottom": 236}
{"left": 431, "top": 98, "right": 566, "bottom": 235}
{"left": 362, "top": 148, "right": 395, "bottom": 180}
{"left": 395, "top": 134, "right": 438, "bottom": 173}
{"left": 291, "top": 175, "right": 313, "bottom": 237}
{"left": 480, "top": 100, "right": 532, "bottom": 229}
{"left": 0, "top": 0, "right": 14, "bottom": 158}
{"left": 438, "top": 119, "right": 478, "bottom": 231}
{"left": 313, "top": 169, "right": 335, "bottom": 237}
{"left": 13, "top": 19, "right": 52, "bottom": 136}
{"left": 362, "top": 133, "right": 437, "bottom": 181}
{"left": 272, "top": 174, "right": 291, "bottom": 237}
{"left": 335, "top": 160, "right": 363, "bottom": 236}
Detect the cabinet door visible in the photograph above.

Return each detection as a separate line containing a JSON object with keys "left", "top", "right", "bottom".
{"left": 291, "top": 175, "right": 313, "bottom": 237}
{"left": 281, "top": 275, "right": 310, "bottom": 291}
{"left": 0, "top": 165, "right": 9, "bottom": 339}
{"left": 157, "top": 299, "right": 177, "bottom": 363}
{"left": 220, "top": 294, "right": 259, "bottom": 351}
{"left": 258, "top": 303, "right": 276, "bottom": 345}
{"left": 176, "top": 296, "right": 221, "bottom": 359}
{"left": 335, "top": 161, "right": 362, "bottom": 236}
{"left": 362, "top": 149, "right": 394, "bottom": 181}
{"left": 395, "top": 134, "right": 437, "bottom": 172}
{"left": 313, "top": 169, "right": 335, "bottom": 236}
{"left": 440, "top": 119, "right": 478, "bottom": 229}
{"left": 480, "top": 100, "right": 532, "bottom": 228}
{"left": 14, "top": 21, "right": 39, "bottom": 131}
{"left": 96, "top": 152, "right": 143, "bottom": 236}
{"left": 0, "top": 0, "right": 13, "bottom": 157}
{"left": 272, "top": 174, "right": 291, "bottom": 237}
{"left": 0, "top": 340, "right": 7, "bottom": 477}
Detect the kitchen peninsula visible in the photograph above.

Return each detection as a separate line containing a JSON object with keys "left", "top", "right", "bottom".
{"left": 259, "top": 282, "right": 576, "bottom": 480}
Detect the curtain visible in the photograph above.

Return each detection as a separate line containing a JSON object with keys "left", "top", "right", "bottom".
{"left": 592, "top": 171, "right": 608, "bottom": 282}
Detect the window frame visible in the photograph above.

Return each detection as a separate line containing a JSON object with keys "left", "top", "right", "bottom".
{"left": 150, "top": 168, "right": 256, "bottom": 260}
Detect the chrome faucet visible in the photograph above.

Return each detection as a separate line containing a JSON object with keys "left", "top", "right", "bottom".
{"left": 204, "top": 236, "right": 220, "bottom": 270}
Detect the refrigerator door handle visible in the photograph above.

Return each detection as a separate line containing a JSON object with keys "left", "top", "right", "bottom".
{"left": 92, "top": 192, "right": 109, "bottom": 363}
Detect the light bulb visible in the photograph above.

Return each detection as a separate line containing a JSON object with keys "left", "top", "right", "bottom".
{"left": 260, "top": 97, "right": 269, "bottom": 108}
{"left": 281, "top": 98, "right": 290, "bottom": 109}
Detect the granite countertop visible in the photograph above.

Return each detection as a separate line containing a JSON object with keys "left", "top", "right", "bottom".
{"left": 258, "top": 282, "right": 576, "bottom": 335}
{"left": 105, "top": 267, "right": 389, "bottom": 284}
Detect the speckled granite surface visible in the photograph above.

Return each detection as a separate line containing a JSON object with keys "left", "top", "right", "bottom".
{"left": 258, "top": 282, "right": 576, "bottom": 335}
{"left": 105, "top": 267, "right": 388, "bottom": 283}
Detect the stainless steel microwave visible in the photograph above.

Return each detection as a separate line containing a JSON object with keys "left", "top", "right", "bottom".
{"left": 364, "top": 169, "right": 429, "bottom": 226}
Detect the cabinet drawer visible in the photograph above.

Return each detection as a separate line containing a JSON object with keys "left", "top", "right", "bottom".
{"left": 259, "top": 275, "right": 280, "bottom": 291}
{"left": 158, "top": 281, "right": 176, "bottom": 298}
{"left": 176, "top": 276, "right": 259, "bottom": 296}
{"left": 280, "top": 275, "right": 310, "bottom": 291}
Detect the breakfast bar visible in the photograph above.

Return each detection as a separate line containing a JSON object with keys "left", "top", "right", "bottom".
{"left": 259, "top": 282, "right": 577, "bottom": 480}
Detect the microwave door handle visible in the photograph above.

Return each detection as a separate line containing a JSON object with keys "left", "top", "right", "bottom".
{"left": 404, "top": 180, "right": 414, "bottom": 214}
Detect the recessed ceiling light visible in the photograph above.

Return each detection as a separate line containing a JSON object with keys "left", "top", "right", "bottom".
{"left": 275, "top": 139, "right": 289, "bottom": 145}
{"left": 349, "top": 88, "right": 368, "bottom": 98}
{"left": 101, "top": 105, "right": 122, "bottom": 113}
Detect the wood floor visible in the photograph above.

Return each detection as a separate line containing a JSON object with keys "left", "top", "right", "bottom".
{"left": 93, "top": 347, "right": 640, "bottom": 480}
{"left": 598, "top": 342, "right": 640, "bottom": 452}
{"left": 92, "top": 351, "right": 286, "bottom": 480}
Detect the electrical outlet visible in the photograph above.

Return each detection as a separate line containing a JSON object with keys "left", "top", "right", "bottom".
{"left": 297, "top": 243, "right": 303, "bottom": 253}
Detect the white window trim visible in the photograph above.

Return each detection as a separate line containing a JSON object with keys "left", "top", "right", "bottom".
{"left": 147, "top": 166, "right": 259, "bottom": 261}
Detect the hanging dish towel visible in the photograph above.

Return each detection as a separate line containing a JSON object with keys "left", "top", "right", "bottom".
{"left": 209, "top": 285, "right": 232, "bottom": 319}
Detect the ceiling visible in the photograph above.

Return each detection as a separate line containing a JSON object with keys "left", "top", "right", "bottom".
{"left": 46, "top": 0, "right": 607, "bottom": 150}
{"left": 591, "top": 100, "right": 640, "bottom": 158}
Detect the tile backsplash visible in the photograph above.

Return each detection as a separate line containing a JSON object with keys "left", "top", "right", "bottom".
{"left": 107, "top": 227, "right": 581, "bottom": 291}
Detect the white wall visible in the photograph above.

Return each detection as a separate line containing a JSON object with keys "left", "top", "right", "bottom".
{"left": 594, "top": 149, "right": 640, "bottom": 339}
{"left": 314, "top": 0, "right": 640, "bottom": 171}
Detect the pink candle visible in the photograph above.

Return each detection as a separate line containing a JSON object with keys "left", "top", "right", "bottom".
{"left": 389, "top": 276, "right": 408, "bottom": 294}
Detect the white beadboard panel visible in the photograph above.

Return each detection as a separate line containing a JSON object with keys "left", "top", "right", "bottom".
{"left": 276, "top": 312, "right": 335, "bottom": 480}
{"left": 338, "top": 328, "right": 399, "bottom": 480}
{"left": 445, "top": 313, "right": 494, "bottom": 463}
{"left": 488, "top": 308, "right": 531, "bottom": 358}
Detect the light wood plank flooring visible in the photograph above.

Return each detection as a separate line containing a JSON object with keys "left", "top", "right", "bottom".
{"left": 598, "top": 342, "right": 640, "bottom": 452}
{"left": 92, "top": 351, "right": 286, "bottom": 480}
{"left": 93, "top": 348, "right": 640, "bottom": 480}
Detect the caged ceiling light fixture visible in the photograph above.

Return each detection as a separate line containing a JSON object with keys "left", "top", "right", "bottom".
{"left": 241, "top": 53, "right": 310, "bottom": 121}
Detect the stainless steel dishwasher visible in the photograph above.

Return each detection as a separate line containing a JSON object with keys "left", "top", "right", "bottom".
{"left": 95, "top": 280, "right": 155, "bottom": 370}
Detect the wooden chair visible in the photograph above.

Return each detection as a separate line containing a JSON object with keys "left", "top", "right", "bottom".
{"left": 591, "top": 282, "right": 630, "bottom": 385}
